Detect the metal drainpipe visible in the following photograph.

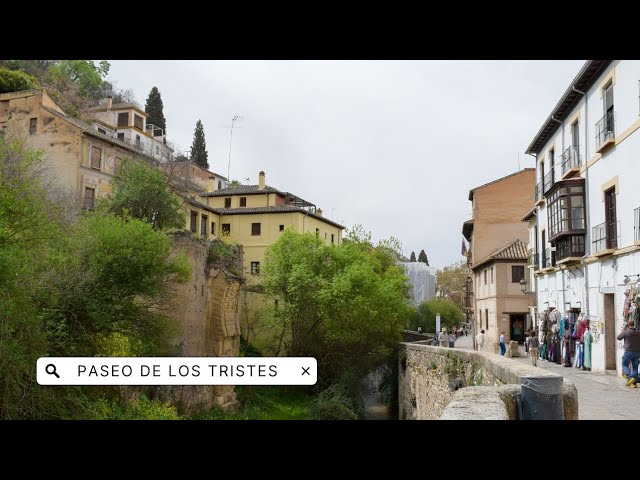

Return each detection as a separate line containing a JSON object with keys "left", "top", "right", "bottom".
{"left": 551, "top": 115, "right": 566, "bottom": 311}
{"left": 526, "top": 152, "right": 540, "bottom": 327}
{"left": 572, "top": 85, "right": 589, "bottom": 318}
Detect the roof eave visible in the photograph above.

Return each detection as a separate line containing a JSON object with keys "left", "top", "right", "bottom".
{"left": 525, "top": 60, "right": 613, "bottom": 155}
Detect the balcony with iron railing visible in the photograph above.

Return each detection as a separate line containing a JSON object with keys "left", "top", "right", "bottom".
{"left": 561, "top": 145, "right": 581, "bottom": 178}
{"left": 592, "top": 221, "right": 620, "bottom": 255}
{"left": 535, "top": 181, "right": 543, "bottom": 204}
{"left": 543, "top": 170, "right": 554, "bottom": 194}
{"left": 528, "top": 248, "right": 539, "bottom": 270}
{"left": 595, "top": 110, "right": 615, "bottom": 153}
{"left": 542, "top": 247, "right": 554, "bottom": 269}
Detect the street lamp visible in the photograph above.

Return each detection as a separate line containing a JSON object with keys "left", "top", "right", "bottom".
{"left": 519, "top": 277, "right": 527, "bottom": 294}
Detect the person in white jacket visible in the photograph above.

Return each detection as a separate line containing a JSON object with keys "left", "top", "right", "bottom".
{"left": 476, "top": 329, "right": 486, "bottom": 351}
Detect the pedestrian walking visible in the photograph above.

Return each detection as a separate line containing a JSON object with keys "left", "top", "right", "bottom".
{"left": 476, "top": 329, "right": 486, "bottom": 351}
{"left": 617, "top": 319, "right": 640, "bottom": 388}
{"left": 439, "top": 329, "right": 450, "bottom": 348}
{"left": 499, "top": 332, "right": 506, "bottom": 356}
{"left": 526, "top": 330, "right": 539, "bottom": 366}
{"left": 449, "top": 331, "right": 456, "bottom": 348}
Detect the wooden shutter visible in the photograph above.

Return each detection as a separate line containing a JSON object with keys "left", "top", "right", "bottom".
{"left": 91, "top": 146, "right": 102, "bottom": 169}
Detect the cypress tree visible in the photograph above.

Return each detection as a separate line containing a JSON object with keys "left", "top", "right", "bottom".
{"left": 190, "top": 120, "right": 209, "bottom": 169}
{"left": 418, "top": 250, "right": 429, "bottom": 265}
{"left": 410, "top": 251, "right": 416, "bottom": 262}
{"left": 144, "top": 87, "right": 167, "bottom": 143}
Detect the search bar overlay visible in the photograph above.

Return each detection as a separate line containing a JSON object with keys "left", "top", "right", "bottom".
{"left": 37, "top": 357, "right": 317, "bottom": 386}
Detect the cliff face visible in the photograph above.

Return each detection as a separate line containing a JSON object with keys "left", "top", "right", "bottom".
{"left": 156, "top": 233, "right": 244, "bottom": 413}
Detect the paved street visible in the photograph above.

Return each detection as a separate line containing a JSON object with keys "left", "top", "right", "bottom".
{"left": 454, "top": 335, "right": 640, "bottom": 420}
{"left": 513, "top": 354, "right": 640, "bottom": 420}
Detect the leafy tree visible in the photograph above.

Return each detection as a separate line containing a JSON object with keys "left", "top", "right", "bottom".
{"left": 261, "top": 230, "right": 412, "bottom": 386}
{"left": 227, "top": 180, "right": 242, "bottom": 187}
{"left": 48, "top": 60, "right": 110, "bottom": 99}
{"left": 418, "top": 249, "right": 429, "bottom": 265}
{"left": 0, "top": 68, "right": 39, "bottom": 93}
{"left": 174, "top": 153, "right": 189, "bottom": 163}
{"left": 0, "top": 136, "right": 190, "bottom": 419}
{"left": 409, "top": 298, "right": 464, "bottom": 333}
{"left": 190, "top": 120, "right": 209, "bottom": 169}
{"left": 409, "top": 251, "right": 416, "bottom": 262}
{"left": 436, "top": 260, "right": 467, "bottom": 309}
{"left": 145, "top": 87, "right": 167, "bottom": 143}
{"left": 0, "top": 60, "right": 111, "bottom": 117}
{"left": 106, "top": 159, "right": 185, "bottom": 230}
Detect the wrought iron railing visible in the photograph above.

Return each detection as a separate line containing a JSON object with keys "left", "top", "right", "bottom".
{"left": 543, "top": 247, "right": 553, "bottom": 268}
{"left": 635, "top": 207, "right": 640, "bottom": 243}
{"left": 592, "top": 222, "right": 606, "bottom": 253}
{"left": 528, "top": 248, "right": 539, "bottom": 269}
{"left": 535, "top": 181, "right": 542, "bottom": 202}
{"left": 595, "top": 110, "right": 615, "bottom": 149}
{"left": 561, "top": 145, "right": 581, "bottom": 176}
{"left": 592, "top": 221, "right": 620, "bottom": 253}
{"left": 543, "top": 170, "right": 554, "bottom": 193}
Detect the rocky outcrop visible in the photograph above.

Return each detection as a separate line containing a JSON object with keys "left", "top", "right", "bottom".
{"left": 156, "top": 233, "right": 244, "bottom": 413}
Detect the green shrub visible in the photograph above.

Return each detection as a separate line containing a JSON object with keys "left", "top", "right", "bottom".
{"left": 89, "top": 396, "right": 180, "bottom": 420}
{"left": 0, "top": 68, "right": 39, "bottom": 93}
{"left": 310, "top": 380, "right": 360, "bottom": 420}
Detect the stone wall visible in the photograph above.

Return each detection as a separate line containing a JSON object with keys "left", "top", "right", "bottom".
{"left": 403, "top": 330, "right": 434, "bottom": 343}
{"left": 398, "top": 343, "right": 578, "bottom": 420}
{"left": 154, "top": 234, "right": 244, "bottom": 413}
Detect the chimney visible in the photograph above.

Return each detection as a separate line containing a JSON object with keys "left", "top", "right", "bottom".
{"left": 258, "top": 171, "right": 265, "bottom": 190}
{"left": 106, "top": 96, "right": 113, "bottom": 110}
{"left": 207, "top": 175, "right": 216, "bottom": 193}
{"left": 316, "top": 208, "right": 323, "bottom": 216}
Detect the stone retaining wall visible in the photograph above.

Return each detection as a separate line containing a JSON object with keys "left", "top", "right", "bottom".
{"left": 399, "top": 343, "right": 578, "bottom": 420}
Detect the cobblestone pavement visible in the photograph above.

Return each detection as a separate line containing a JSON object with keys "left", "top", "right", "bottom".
{"left": 514, "top": 353, "right": 640, "bottom": 420}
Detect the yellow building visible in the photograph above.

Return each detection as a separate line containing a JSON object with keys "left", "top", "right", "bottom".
{"left": 201, "top": 171, "right": 344, "bottom": 278}
{"left": 1, "top": 89, "right": 344, "bottom": 281}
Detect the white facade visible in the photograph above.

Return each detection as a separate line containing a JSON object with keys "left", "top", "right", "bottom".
{"left": 402, "top": 262, "right": 437, "bottom": 305}
{"left": 83, "top": 103, "right": 173, "bottom": 163}
{"left": 527, "top": 60, "right": 640, "bottom": 374}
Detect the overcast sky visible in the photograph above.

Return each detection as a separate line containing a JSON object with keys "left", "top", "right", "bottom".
{"left": 108, "top": 60, "right": 584, "bottom": 269}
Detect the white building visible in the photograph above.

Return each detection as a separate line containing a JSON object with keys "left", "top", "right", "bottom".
{"left": 525, "top": 60, "right": 640, "bottom": 374}
{"left": 402, "top": 262, "right": 437, "bottom": 305}
{"left": 81, "top": 97, "right": 173, "bottom": 163}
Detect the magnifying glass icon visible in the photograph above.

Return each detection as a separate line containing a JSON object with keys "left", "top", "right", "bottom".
{"left": 46, "top": 364, "right": 60, "bottom": 379}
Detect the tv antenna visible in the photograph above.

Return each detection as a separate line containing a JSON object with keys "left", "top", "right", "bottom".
{"left": 223, "top": 115, "right": 244, "bottom": 181}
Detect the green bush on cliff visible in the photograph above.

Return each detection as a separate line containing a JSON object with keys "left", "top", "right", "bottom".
{"left": 0, "top": 136, "right": 190, "bottom": 419}
{"left": 0, "top": 68, "right": 39, "bottom": 93}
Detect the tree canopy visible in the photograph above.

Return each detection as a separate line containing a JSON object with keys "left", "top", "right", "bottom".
{"left": 409, "top": 298, "right": 464, "bottom": 333}
{"left": 106, "top": 159, "right": 185, "bottom": 230}
{"left": 145, "top": 86, "right": 167, "bottom": 142}
{"left": 418, "top": 249, "right": 429, "bottom": 265}
{"left": 436, "top": 260, "right": 467, "bottom": 309}
{"left": 409, "top": 251, "right": 416, "bottom": 262}
{"left": 261, "top": 229, "right": 412, "bottom": 386}
{"left": 190, "top": 120, "right": 209, "bottom": 169}
{"left": 0, "top": 60, "right": 113, "bottom": 117}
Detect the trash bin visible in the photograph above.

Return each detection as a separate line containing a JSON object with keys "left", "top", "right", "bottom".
{"left": 520, "top": 375, "right": 564, "bottom": 420}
